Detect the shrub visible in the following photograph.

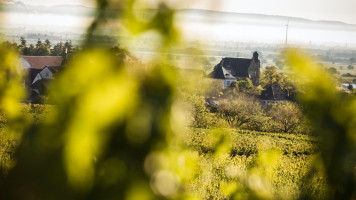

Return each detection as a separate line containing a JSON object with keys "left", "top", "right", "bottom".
{"left": 217, "top": 95, "right": 266, "bottom": 129}
{"left": 266, "top": 102, "right": 303, "bottom": 133}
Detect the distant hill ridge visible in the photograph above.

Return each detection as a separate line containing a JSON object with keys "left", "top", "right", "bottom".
{"left": 1, "top": 3, "right": 356, "bottom": 28}
{"left": 178, "top": 9, "right": 353, "bottom": 26}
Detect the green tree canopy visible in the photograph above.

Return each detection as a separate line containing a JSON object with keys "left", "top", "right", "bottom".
{"left": 260, "top": 66, "right": 286, "bottom": 88}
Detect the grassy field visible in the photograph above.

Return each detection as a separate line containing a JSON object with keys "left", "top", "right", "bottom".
{"left": 0, "top": 106, "right": 329, "bottom": 199}
{"left": 0, "top": 104, "right": 52, "bottom": 180}
{"left": 182, "top": 128, "right": 326, "bottom": 199}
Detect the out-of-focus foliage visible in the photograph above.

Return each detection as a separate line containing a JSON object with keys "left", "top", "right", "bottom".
{"left": 180, "top": 94, "right": 218, "bottom": 128}
{"left": 0, "top": 43, "right": 24, "bottom": 122}
{"left": 0, "top": 104, "right": 51, "bottom": 181}
{"left": 0, "top": 0, "right": 355, "bottom": 199}
{"left": 285, "top": 49, "right": 356, "bottom": 199}
{"left": 0, "top": 41, "right": 26, "bottom": 184}
{"left": 0, "top": 0, "right": 191, "bottom": 199}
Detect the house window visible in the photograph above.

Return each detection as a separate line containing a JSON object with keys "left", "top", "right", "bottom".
{"left": 46, "top": 72, "right": 49, "bottom": 77}
{"left": 226, "top": 81, "right": 231, "bottom": 86}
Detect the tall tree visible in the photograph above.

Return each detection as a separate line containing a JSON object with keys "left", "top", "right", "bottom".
{"left": 35, "top": 39, "right": 42, "bottom": 48}
{"left": 44, "top": 39, "right": 51, "bottom": 49}
{"left": 19, "top": 37, "right": 26, "bottom": 48}
{"left": 34, "top": 39, "right": 50, "bottom": 56}
{"left": 260, "top": 66, "right": 287, "bottom": 88}
{"left": 51, "top": 42, "right": 64, "bottom": 56}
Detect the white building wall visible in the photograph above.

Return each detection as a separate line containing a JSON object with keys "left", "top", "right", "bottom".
{"left": 39, "top": 68, "right": 54, "bottom": 79}
{"left": 220, "top": 79, "right": 236, "bottom": 88}
{"left": 19, "top": 57, "right": 32, "bottom": 69}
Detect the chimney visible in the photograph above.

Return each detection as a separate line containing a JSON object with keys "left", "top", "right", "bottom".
{"left": 253, "top": 51, "right": 259, "bottom": 61}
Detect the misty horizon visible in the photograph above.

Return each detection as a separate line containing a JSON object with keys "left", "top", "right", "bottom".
{"left": 1, "top": 2, "right": 356, "bottom": 48}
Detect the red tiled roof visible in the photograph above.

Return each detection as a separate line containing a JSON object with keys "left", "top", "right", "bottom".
{"left": 22, "top": 56, "right": 63, "bottom": 69}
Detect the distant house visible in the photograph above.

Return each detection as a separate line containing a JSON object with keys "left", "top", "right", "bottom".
{"left": 19, "top": 56, "right": 63, "bottom": 70}
{"left": 260, "top": 84, "right": 289, "bottom": 105}
{"left": 28, "top": 79, "right": 52, "bottom": 104}
{"left": 208, "top": 52, "right": 260, "bottom": 88}
{"left": 31, "top": 66, "right": 64, "bottom": 84}
{"left": 341, "top": 83, "right": 356, "bottom": 91}
{"left": 30, "top": 79, "right": 51, "bottom": 97}
{"left": 19, "top": 56, "right": 64, "bottom": 103}
{"left": 25, "top": 68, "right": 42, "bottom": 87}
{"left": 40, "top": 66, "right": 63, "bottom": 79}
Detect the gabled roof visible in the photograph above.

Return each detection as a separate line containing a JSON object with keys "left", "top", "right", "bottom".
{"left": 46, "top": 66, "right": 63, "bottom": 74}
{"left": 261, "top": 84, "right": 288, "bottom": 101}
{"left": 26, "top": 68, "right": 42, "bottom": 83}
{"left": 22, "top": 56, "right": 63, "bottom": 69}
{"left": 30, "top": 78, "right": 51, "bottom": 90}
{"left": 208, "top": 57, "right": 252, "bottom": 79}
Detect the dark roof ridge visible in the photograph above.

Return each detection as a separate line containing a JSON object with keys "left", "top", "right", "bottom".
{"left": 223, "top": 57, "right": 251, "bottom": 60}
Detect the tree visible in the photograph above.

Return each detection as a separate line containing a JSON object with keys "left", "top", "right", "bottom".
{"left": 28, "top": 44, "right": 35, "bottom": 55}
{"left": 17, "top": 37, "right": 35, "bottom": 55}
{"left": 51, "top": 42, "right": 64, "bottom": 56}
{"left": 260, "top": 66, "right": 286, "bottom": 88}
{"left": 349, "top": 57, "right": 355, "bottom": 65}
{"left": 19, "top": 37, "right": 26, "bottom": 48}
{"left": 217, "top": 95, "right": 264, "bottom": 128}
{"left": 347, "top": 84, "right": 354, "bottom": 91}
{"left": 110, "top": 46, "right": 131, "bottom": 64}
{"left": 35, "top": 39, "right": 42, "bottom": 48}
{"left": 34, "top": 39, "right": 50, "bottom": 56}
{"left": 348, "top": 65, "right": 354, "bottom": 70}
{"left": 184, "top": 94, "right": 213, "bottom": 128}
{"left": 64, "top": 40, "right": 73, "bottom": 55}
{"left": 44, "top": 39, "right": 51, "bottom": 49}
{"left": 327, "top": 67, "right": 337, "bottom": 74}
{"left": 2, "top": 41, "right": 19, "bottom": 52}
{"left": 205, "top": 80, "right": 223, "bottom": 98}
{"left": 267, "top": 102, "right": 302, "bottom": 133}
{"left": 234, "top": 78, "right": 262, "bottom": 96}
{"left": 217, "top": 99, "right": 238, "bottom": 127}
{"left": 259, "top": 66, "right": 297, "bottom": 98}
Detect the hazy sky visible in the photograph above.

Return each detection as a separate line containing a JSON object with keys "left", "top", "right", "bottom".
{"left": 16, "top": 0, "right": 356, "bottom": 24}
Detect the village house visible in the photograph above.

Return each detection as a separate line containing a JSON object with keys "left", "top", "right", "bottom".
{"left": 20, "top": 56, "right": 63, "bottom": 70}
{"left": 32, "top": 66, "right": 63, "bottom": 84}
{"left": 19, "top": 56, "right": 64, "bottom": 103}
{"left": 260, "top": 83, "right": 289, "bottom": 105}
{"left": 21, "top": 56, "right": 63, "bottom": 84}
{"left": 208, "top": 52, "right": 260, "bottom": 88}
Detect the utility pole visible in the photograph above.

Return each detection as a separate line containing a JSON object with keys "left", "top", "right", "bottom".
{"left": 285, "top": 19, "right": 289, "bottom": 46}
